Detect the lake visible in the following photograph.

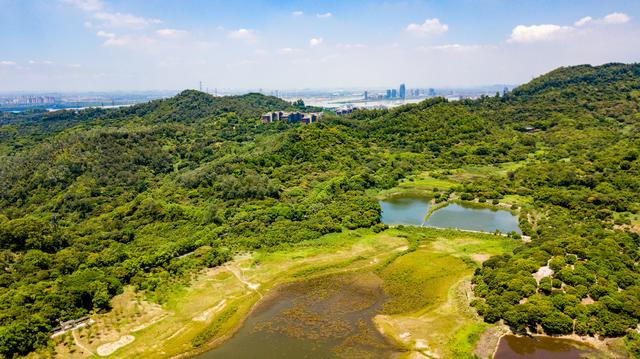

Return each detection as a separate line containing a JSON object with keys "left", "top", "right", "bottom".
{"left": 425, "top": 203, "right": 522, "bottom": 234}
{"left": 379, "top": 196, "right": 431, "bottom": 226}
{"left": 196, "top": 272, "right": 401, "bottom": 359}
{"left": 379, "top": 197, "right": 521, "bottom": 234}
{"left": 494, "top": 335, "right": 598, "bottom": 359}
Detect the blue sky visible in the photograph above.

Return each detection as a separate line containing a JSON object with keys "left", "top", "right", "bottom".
{"left": 1, "top": 0, "right": 639, "bottom": 91}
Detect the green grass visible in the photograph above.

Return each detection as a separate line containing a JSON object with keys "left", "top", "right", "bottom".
{"left": 372, "top": 227, "right": 518, "bottom": 358}
{"left": 399, "top": 175, "right": 458, "bottom": 190}
{"left": 380, "top": 249, "right": 470, "bottom": 315}
{"left": 449, "top": 322, "right": 490, "bottom": 359}
{"left": 501, "top": 194, "right": 534, "bottom": 206}
{"left": 431, "top": 231, "right": 519, "bottom": 259}
{"left": 192, "top": 306, "right": 239, "bottom": 347}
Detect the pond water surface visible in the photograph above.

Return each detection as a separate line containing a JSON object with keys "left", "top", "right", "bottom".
{"left": 425, "top": 203, "right": 522, "bottom": 234}
{"left": 379, "top": 196, "right": 431, "bottom": 226}
{"left": 196, "top": 272, "right": 401, "bottom": 359}
{"left": 379, "top": 197, "right": 521, "bottom": 234}
{"left": 494, "top": 335, "right": 598, "bottom": 359}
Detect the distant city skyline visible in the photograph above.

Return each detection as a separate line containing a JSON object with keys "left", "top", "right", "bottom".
{"left": 1, "top": 0, "right": 639, "bottom": 91}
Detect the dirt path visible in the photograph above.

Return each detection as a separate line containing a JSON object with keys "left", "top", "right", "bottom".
{"left": 72, "top": 329, "right": 95, "bottom": 356}
{"left": 225, "top": 264, "right": 262, "bottom": 298}
{"left": 193, "top": 299, "right": 227, "bottom": 322}
{"left": 97, "top": 335, "right": 135, "bottom": 356}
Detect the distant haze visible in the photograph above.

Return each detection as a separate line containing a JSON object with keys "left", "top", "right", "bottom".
{"left": 0, "top": 0, "right": 639, "bottom": 91}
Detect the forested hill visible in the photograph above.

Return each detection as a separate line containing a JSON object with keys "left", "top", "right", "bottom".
{"left": 0, "top": 63, "right": 639, "bottom": 357}
{"left": 0, "top": 91, "right": 292, "bottom": 144}
{"left": 512, "top": 63, "right": 640, "bottom": 98}
{"left": 126, "top": 90, "right": 293, "bottom": 123}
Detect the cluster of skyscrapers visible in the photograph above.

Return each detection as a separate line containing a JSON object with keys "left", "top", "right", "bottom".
{"left": 364, "top": 84, "right": 438, "bottom": 101}
{"left": 0, "top": 95, "right": 56, "bottom": 106}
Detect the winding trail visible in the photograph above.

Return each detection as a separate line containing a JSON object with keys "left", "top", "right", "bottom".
{"left": 72, "top": 329, "right": 95, "bottom": 356}
{"left": 225, "top": 264, "right": 263, "bottom": 298}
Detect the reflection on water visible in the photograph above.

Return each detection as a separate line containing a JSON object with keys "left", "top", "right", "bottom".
{"left": 495, "top": 335, "right": 597, "bottom": 359}
{"left": 425, "top": 203, "right": 521, "bottom": 234}
{"left": 196, "top": 272, "right": 401, "bottom": 359}
{"left": 379, "top": 196, "right": 431, "bottom": 226}
{"left": 379, "top": 196, "right": 521, "bottom": 234}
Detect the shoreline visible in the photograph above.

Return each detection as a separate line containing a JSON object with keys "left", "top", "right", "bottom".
{"left": 487, "top": 329, "right": 626, "bottom": 359}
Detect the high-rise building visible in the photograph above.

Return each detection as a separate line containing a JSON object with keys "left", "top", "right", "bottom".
{"left": 399, "top": 84, "right": 406, "bottom": 99}
{"left": 428, "top": 88, "right": 436, "bottom": 97}
{"left": 391, "top": 89, "right": 397, "bottom": 98}
{"left": 364, "top": 91, "right": 368, "bottom": 101}
{"left": 386, "top": 89, "right": 392, "bottom": 99}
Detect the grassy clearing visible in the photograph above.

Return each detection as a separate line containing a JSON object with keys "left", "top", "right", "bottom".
{"left": 380, "top": 249, "right": 469, "bottom": 315}
{"left": 398, "top": 175, "right": 458, "bottom": 190}
{"left": 374, "top": 227, "right": 516, "bottom": 359}
{"left": 48, "top": 226, "right": 516, "bottom": 359}
{"left": 50, "top": 228, "right": 408, "bottom": 358}
{"left": 379, "top": 161, "right": 532, "bottom": 201}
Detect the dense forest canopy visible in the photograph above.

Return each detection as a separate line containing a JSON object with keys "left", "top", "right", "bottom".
{"left": 0, "top": 63, "right": 639, "bottom": 357}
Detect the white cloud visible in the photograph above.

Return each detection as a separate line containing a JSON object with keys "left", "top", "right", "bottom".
{"left": 575, "top": 12, "right": 630, "bottom": 26}
{"left": 317, "top": 12, "right": 332, "bottom": 19}
{"left": 508, "top": 24, "right": 572, "bottom": 43}
{"left": 601, "top": 12, "right": 630, "bottom": 25}
{"left": 156, "top": 28, "right": 188, "bottom": 39}
{"left": 102, "top": 36, "right": 130, "bottom": 46}
{"left": 574, "top": 16, "right": 593, "bottom": 27}
{"left": 94, "top": 12, "right": 162, "bottom": 29}
{"left": 96, "top": 31, "right": 150, "bottom": 47}
{"left": 228, "top": 28, "right": 257, "bottom": 42}
{"left": 0, "top": 61, "right": 16, "bottom": 66}
{"left": 511, "top": 12, "right": 630, "bottom": 44}
{"left": 102, "top": 35, "right": 155, "bottom": 47}
{"left": 429, "top": 44, "right": 482, "bottom": 51}
{"left": 228, "top": 28, "right": 257, "bottom": 41}
{"left": 406, "top": 18, "right": 448, "bottom": 35}
{"left": 28, "top": 60, "right": 54, "bottom": 65}
{"left": 309, "top": 37, "right": 324, "bottom": 47}
{"left": 96, "top": 30, "right": 115, "bottom": 38}
{"left": 63, "top": 0, "right": 104, "bottom": 12}
{"left": 292, "top": 10, "right": 303, "bottom": 16}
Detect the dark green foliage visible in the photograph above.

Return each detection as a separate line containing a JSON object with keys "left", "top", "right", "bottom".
{"left": 625, "top": 332, "right": 640, "bottom": 358}
{"left": 0, "top": 63, "right": 639, "bottom": 355}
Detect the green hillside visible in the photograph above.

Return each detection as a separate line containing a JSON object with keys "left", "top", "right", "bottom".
{"left": 0, "top": 63, "right": 639, "bottom": 357}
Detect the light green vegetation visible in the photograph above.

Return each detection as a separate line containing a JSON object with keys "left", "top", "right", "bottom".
{"left": 398, "top": 175, "right": 458, "bottom": 190}
{"left": 380, "top": 249, "right": 469, "bottom": 315}
{"left": 5, "top": 64, "right": 640, "bottom": 357}
{"left": 375, "top": 227, "right": 517, "bottom": 359}
{"left": 49, "top": 228, "right": 408, "bottom": 358}
{"left": 47, "top": 226, "right": 516, "bottom": 359}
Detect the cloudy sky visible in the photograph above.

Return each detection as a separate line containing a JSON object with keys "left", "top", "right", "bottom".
{"left": 1, "top": 0, "right": 639, "bottom": 91}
